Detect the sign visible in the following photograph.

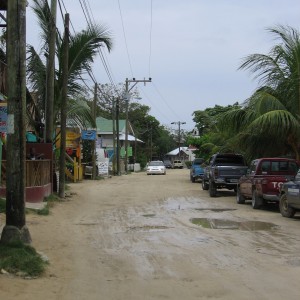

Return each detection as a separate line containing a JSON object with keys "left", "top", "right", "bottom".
{"left": 120, "top": 146, "right": 132, "bottom": 158}
{"left": 97, "top": 161, "right": 109, "bottom": 176}
{"left": 82, "top": 130, "right": 96, "bottom": 140}
{"left": 0, "top": 106, "right": 7, "bottom": 132}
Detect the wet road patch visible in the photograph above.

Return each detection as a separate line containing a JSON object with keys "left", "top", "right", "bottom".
{"left": 195, "top": 208, "right": 237, "bottom": 212}
{"left": 142, "top": 214, "right": 156, "bottom": 218}
{"left": 191, "top": 218, "right": 278, "bottom": 231}
{"left": 129, "top": 225, "right": 169, "bottom": 231}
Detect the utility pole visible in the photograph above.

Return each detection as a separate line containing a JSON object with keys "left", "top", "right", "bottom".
{"left": 45, "top": 0, "right": 57, "bottom": 143}
{"left": 171, "top": 121, "right": 186, "bottom": 160}
{"left": 58, "top": 13, "right": 69, "bottom": 198}
{"left": 1, "top": 0, "right": 31, "bottom": 244}
{"left": 116, "top": 97, "right": 120, "bottom": 175}
{"left": 124, "top": 77, "right": 151, "bottom": 173}
{"left": 112, "top": 98, "right": 116, "bottom": 175}
{"left": 92, "top": 83, "right": 97, "bottom": 179}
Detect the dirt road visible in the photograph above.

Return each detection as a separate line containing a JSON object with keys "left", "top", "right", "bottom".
{"left": 1, "top": 169, "right": 300, "bottom": 300}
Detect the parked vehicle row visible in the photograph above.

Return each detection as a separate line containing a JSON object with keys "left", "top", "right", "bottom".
{"left": 195, "top": 153, "right": 300, "bottom": 219}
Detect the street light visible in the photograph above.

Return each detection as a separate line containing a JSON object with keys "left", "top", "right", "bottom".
{"left": 171, "top": 121, "right": 186, "bottom": 160}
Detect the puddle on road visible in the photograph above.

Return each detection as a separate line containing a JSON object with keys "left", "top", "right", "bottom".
{"left": 195, "top": 208, "right": 237, "bottom": 212}
{"left": 129, "top": 225, "right": 169, "bottom": 232}
{"left": 142, "top": 214, "right": 156, "bottom": 218}
{"left": 191, "top": 218, "right": 278, "bottom": 231}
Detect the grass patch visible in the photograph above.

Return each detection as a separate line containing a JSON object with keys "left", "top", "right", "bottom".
{"left": 0, "top": 197, "right": 5, "bottom": 213}
{"left": 0, "top": 241, "right": 48, "bottom": 277}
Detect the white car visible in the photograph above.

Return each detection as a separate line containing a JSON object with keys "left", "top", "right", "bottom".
{"left": 146, "top": 161, "right": 166, "bottom": 175}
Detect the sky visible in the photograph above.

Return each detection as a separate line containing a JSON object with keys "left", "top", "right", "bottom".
{"left": 25, "top": 0, "right": 300, "bottom": 131}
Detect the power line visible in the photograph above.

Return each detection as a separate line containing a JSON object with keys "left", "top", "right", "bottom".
{"left": 117, "top": 0, "right": 134, "bottom": 78}
{"left": 151, "top": 82, "right": 182, "bottom": 120}
{"left": 148, "top": 0, "right": 153, "bottom": 78}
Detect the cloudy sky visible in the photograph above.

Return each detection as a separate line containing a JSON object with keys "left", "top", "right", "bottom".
{"left": 26, "top": 0, "right": 300, "bottom": 131}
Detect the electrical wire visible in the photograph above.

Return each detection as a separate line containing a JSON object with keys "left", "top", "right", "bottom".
{"left": 148, "top": 0, "right": 153, "bottom": 78}
{"left": 117, "top": 0, "right": 134, "bottom": 78}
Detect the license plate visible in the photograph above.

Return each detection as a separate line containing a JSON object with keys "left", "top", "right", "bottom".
{"left": 230, "top": 179, "right": 238, "bottom": 183}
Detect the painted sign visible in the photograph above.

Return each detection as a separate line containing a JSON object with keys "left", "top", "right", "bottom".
{"left": 82, "top": 130, "right": 96, "bottom": 140}
{"left": 0, "top": 106, "right": 7, "bottom": 132}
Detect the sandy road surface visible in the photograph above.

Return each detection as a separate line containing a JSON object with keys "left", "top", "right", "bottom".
{"left": 1, "top": 169, "right": 300, "bottom": 300}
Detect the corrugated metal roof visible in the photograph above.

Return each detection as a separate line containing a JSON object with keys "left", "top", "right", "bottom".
{"left": 166, "top": 147, "right": 189, "bottom": 156}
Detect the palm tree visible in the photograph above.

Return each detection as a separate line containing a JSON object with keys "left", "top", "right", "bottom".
{"left": 220, "top": 25, "right": 300, "bottom": 160}
{"left": 26, "top": 0, "right": 113, "bottom": 137}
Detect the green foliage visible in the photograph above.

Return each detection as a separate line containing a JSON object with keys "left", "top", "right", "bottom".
{"left": 0, "top": 241, "right": 48, "bottom": 277}
{"left": 192, "top": 25, "right": 300, "bottom": 161}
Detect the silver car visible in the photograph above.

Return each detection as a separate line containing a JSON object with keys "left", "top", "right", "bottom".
{"left": 146, "top": 161, "right": 166, "bottom": 175}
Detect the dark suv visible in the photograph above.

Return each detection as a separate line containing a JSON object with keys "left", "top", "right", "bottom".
{"left": 163, "top": 160, "right": 173, "bottom": 169}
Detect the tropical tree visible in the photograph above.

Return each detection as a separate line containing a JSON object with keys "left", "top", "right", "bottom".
{"left": 26, "top": 0, "right": 113, "bottom": 138}
{"left": 219, "top": 25, "right": 300, "bottom": 160}
{"left": 190, "top": 103, "right": 242, "bottom": 159}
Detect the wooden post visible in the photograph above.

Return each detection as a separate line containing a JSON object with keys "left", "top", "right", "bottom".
{"left": 45, "top": 0, "right": 57, "bottom": 143}
{"left": 58, "top": 13, "right": 69, "bottom": 198}
{"left": 1, "top": 0, "right": 31, "bottom": 244}
{"left": 92, "top": 83, "right": 97, "bottom": 179}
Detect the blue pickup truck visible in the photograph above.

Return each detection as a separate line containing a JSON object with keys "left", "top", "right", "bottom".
{"left": 279, "top": 168, "right": 300, "bottom": 218}
{"left": 190, "top": 158, "right": 205, "bottom": 183}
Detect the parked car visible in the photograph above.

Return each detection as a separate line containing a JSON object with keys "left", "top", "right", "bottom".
{"left": 163, "top": 160, "right": 173, "bottom": 169}
{"left": 202, "top": 153, "right": 248, "bottom": 197}
{"left": 279, "top": 169, "right": 300, "bottom": 218}
{"left": 190, "top": 158, "right": 205, "bottom": 182}
{"left": 237, "top": 157, "right": 299, "bottom": 209}
{"left": 173, "top": 160, "right": 184, "bottom": 169}
{"left": 146, "top": 161, "right": 166, "bottom": 175}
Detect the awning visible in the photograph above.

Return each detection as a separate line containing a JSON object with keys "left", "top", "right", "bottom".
{"left": 118, "top": 133, "right": 144, "bottom": 143}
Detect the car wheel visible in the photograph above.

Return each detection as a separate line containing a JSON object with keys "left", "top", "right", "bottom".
{"left": 236, "top": 186, "right": 245, "bottom": 204}
{"left": 252, "top": 189, "right": 263, "bottom": 209}
{"left": 191, "top": 176, "right": 195, "bottom": 183}
{"left": 202, "top": 180, "right": 209, "bottom": 190}
{"left": 209, "top": 180, "right": 217, "bottom": 197}
{"left": 279, "top": 193, "right": 296, "bottom": 218}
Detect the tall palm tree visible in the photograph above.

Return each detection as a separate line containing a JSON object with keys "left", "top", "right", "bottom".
{"left": 220, "top": 25, "right": 300, "bottom": 160}
{"left": 26, "top": 0, "right": 113, "bottom": 136}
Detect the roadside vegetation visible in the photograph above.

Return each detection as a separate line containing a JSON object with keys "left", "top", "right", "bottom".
{"left": 189, "top": 25, "right": 300, "bottom": 163}
{"left": 0, "top": 241, "right": 48, "bottom": 277}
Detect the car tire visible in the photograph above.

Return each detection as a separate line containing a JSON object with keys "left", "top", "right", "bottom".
{"left": 202, "top": 180, "right": 209, "bottom": 190}
{"left": 236, "top": 186, "right": 245, "bottom": 204}
{"left": 279, "top": 193, "right": 296, "bottom": 218}
{"left": 191, "top": 176, "right": 195, "bottom": 183}
{"left": 252, "top": 189, "right": 263, "bottom": 209}
{"left": 209, "top": 180, "right": 217, "bottom": 197}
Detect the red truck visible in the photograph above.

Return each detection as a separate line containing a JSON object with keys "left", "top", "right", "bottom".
{"left": 236, "top": 158, "right": 300, "bottom": 209}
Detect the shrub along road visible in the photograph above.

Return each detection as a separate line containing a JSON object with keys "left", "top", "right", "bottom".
{"left": 0, "top": 169, "right": 300, "bottom": 300}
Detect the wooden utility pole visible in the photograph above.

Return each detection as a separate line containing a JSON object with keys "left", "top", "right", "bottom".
{"left": 171, "top": 121, "right": 186, "bottom": 160}
{"left": 124, "top": 77, "right": 151, "bottom": 173}
{"left": 58, "top": 13, "right": 69, "bottom": 198}
{"left": 1, "top": 0, "right": 31, "bottom": 244}
{"left": 116, "top": 97, "right": 120, "bottom": 175}
{"left": 112, "top": 98, "right": 116, "bottom": 175}
{"left": 45, "top": 0, "right": 57, "bottom": 143}
{"left": 92, "top": 83, "right": 97, "bottom": 179}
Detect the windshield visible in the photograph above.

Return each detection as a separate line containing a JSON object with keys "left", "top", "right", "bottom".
{"left": 149, "top": 161, "right": 164, "bottom": 166}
